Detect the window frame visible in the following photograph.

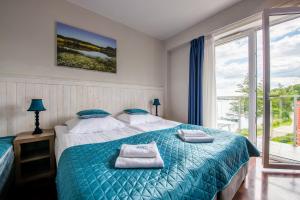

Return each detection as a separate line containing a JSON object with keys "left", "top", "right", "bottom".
{"left": 214, "top": 30, "right": 257, "bottom": 145}
{"left": 214, "top": 8, "right": 300, "bottom": 168}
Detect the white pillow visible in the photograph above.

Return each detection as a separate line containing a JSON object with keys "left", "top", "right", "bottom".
{"left": 117, "top": 113, "right": 162, "bottom": 125}
{"left": 65, "top": 116, "right": 126, "bottom": 134}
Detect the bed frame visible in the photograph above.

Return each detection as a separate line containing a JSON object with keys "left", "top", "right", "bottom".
{"left": 216, "top": 162, "right": 248, "bottom": 200}
{"left": 0, "top": 163, "right": 14, "bottom": 200}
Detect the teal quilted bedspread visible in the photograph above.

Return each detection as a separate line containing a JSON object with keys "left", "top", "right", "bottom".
{"left": 0, "top": 136, "right": 15, "bottom": 193}
{"left": 0, "top": 136, "right": 14, "bottom": 158}
{"left": 56, "top": 124, "right": 259, "bottom": 200}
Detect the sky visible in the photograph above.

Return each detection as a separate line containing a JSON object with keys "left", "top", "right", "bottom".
{"left": 216, "top": 17, "right": 300, "bottom": 97}
{"left": 56, "top": 22, "right": 116, "bottom": 48}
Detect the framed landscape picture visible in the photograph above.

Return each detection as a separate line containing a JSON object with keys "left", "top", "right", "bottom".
{"left": 56, "top": 22, "right": 117, "bottom": 73}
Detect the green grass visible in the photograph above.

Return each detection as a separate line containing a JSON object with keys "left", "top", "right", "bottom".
{"left": 239, "top": 128, "right": 294, "bottom": 145}
{"left": 237, "top": 119, "right": 290, "bottom": 138}
{"left": 57, "top": 52, "right": 116, "bottom": 73}
{"left": 238, "top": 127, "right": 263, "bottom": 137}
{"left": 272, "top": 119, "right": 292, "bottom": 128}
{"left": 271, "top": 133, "right": 294, "bottom": 145}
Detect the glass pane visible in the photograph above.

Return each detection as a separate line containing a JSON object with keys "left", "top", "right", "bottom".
{"left": 215, "top": 37, "right": 249, "bottom": 136}
{"left": 268, "top": 15, "right": 300, "bottom": 164}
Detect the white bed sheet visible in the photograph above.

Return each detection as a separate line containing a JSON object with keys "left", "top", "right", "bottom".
{"left": 129, "top": 119, "right": 180, "bottom": 132}
{"left": 54, "top": 126, "right": 141, "bottom": 164}
{"left": 54, "top": 119, "right": 181, "bottom": 164}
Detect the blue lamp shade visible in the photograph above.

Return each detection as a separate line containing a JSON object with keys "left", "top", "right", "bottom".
{"left": 27, "top": 99, "right": 46, "bottom": 111}
{"left": 153, "top": 98, "right": 161, "bottom": 106}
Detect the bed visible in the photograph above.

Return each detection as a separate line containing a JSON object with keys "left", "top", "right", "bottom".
{"left": 55, "top": 119, "right": 259, "bottom": 200}
{"left": 0, "top": 136, "right": 15, "bottom": 198}
{"left": 128, "top": 119, "right": 181, "bottom": 132}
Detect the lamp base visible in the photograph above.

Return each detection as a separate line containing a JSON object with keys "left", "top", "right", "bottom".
{"left": 32, "top": 111, "right": 43, "bottom": 135}
{"left": 32, "top": 127, "right": 43, "bottom": 135}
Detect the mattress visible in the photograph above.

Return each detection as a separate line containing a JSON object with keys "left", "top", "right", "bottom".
{"left": 55, "top": 123, "right": 259, "bottom": 200}
{"left": 0, "top": 136, "right": 15, "bottom": 195}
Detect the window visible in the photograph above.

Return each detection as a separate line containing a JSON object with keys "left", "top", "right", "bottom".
{"left": 214, "top": 14, "right": 300, "bottom": 165}
{"left": 215, "top": 37, "right": 250, "bottom": 137}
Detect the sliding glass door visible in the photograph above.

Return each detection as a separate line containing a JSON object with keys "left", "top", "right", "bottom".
{"left": 215, "top": 37, "right": 250, "bottom": 137}
{"left": 262, "top": 7, "right": 300, "bottom": 169}
{"left": 215, "top": 33, "right": 257, "bottom": 144}
{"left": 215, "top": 7, "right": 300, "bottom": 169}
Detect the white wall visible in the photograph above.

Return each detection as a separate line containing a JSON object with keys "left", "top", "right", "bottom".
{"left": 167, "top": 44, "right": 190, "bottom": 123}
{"left": 165, "top": 0, "right": 286, "bottom": 122}
{"left": 0, "top": 75, "right": 163, "bottom": 136}
{"left": 0, "top": 0, "right": 290, "bottom": 127}
{"left": 165, "top": 0, "right": 286, "bottom": 50}
{"left": 0, "top": 0, "right": 166, "bottom": 135}
{"left": 0, "top": 0, "right": 164, "bottom": 87}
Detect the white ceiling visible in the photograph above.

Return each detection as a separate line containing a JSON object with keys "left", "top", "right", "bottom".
{"left": 67, "top": 0, "right": 243, "bottom": 40}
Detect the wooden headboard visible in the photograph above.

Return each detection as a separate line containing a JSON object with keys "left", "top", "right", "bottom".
{"left": 0, "top": 75, "right": 164, "bottom": 136}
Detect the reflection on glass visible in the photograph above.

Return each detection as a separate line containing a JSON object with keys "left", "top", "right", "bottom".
{"left": 259, "top": 15, "right": 300, "bottom": 163}
{"left": 215, "top": 37, "right": 249, "bottom": 136}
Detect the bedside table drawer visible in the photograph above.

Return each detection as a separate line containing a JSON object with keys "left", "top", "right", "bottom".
{"left": 20, "top": 140, "right": 50, "bottom": 161}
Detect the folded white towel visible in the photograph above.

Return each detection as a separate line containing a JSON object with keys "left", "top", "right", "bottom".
{"left": 178, "top": 132, "right": 214, "bottom": 143}
{"left": 119, "top": 142, "right": 157, "bottom": 158}
{"left": 179, "top": 129, "right": 208, "bottom": 137}
{"left": 115, "top": 155, "right": 164, "bottom": 168}
{"left": 115, "top": 142, "right": 164, "bottom": 168}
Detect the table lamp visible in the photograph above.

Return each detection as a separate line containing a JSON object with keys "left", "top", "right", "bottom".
{"left": 152, "top": 98, "right": 161, "bottom": 116}
{"left": 27, "top": 99, "right": 46, "bottom": 134}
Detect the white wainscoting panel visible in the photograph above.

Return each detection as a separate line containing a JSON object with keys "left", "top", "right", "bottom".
{"left": 0, "top": 75, "right": 164, "bottom": 136}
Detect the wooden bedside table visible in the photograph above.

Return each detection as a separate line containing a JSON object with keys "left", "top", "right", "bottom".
{"left": 13, "top": 129, "right": 55, "bottom": 184}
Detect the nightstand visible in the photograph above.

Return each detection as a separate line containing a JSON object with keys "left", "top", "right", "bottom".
{"left": 13, "top": 129, "right": 55, "bottom": 184}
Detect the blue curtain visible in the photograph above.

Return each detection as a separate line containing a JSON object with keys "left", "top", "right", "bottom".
{"left": 188, "top": 36, "right": 204, "bottom": 125}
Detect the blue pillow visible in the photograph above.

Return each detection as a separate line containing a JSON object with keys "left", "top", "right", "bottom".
{"left": 77, "top": 109, "right": 110, "bottom": 118}
{"left": 124, "top": 108, "right": 148, "bottom": 115}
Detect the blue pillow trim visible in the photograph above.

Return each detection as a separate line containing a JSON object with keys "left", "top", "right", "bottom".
{"left": 77, "top": 109, "right": 110, "bottom": 116}
{"left": 124, "top": 108, "right": 148, "bottom": 115}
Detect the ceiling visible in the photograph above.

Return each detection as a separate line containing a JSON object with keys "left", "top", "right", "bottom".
{"left": 67, "top": 0, "right": 243, "bottom": 40}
